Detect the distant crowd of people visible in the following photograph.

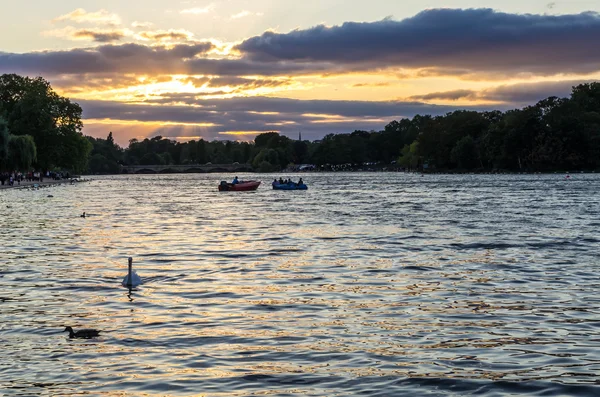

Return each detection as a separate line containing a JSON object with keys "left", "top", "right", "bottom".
{"left": 0, "top": 171, "right": 71, "bottom": 186}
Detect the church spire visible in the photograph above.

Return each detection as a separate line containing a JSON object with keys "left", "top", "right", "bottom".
{"left": 299, "top": 131, "right": 302, "bottom": 141}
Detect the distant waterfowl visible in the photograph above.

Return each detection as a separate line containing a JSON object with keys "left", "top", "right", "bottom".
{"left": 80, "top": 212, "right": 86, "bottom": 218}
{"left": 122, "top": 257, "right": 143, "bottom": 287}
{"left": 63, "top": 326, "right": 100, "bottom": 339}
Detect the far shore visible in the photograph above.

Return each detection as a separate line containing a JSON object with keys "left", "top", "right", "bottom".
{"left": 80, "top": 170, "right": 597, "bottom": 176}
{"left": 0, "top": 178, "right": 90, "bottom": 190}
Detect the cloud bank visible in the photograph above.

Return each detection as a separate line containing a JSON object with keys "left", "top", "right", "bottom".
{"left": 236, "top": 8, "right": 600, "bottom": 76}
{"left": 410, "top": 80, "right": 594, "bottom": 104}
{"left": 79, "top": 96, "right": 500, "bottom": 143}
{"left": 3, "top": 9, "right": 600, "bottom": 78}
{"left": 0, "top": 43, "right": 214, "bottom": 75}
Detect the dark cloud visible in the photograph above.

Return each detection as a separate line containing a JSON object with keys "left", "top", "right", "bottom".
{"left": 182, "top": 76, "right": 292, "bottom": 90}
{"left": 236, "top": 8, "right": 600, "bottom": 75}
{"left": 0, "top": 47, "right": 332, "bottom": 77}
{"left": 0, "top": 42, "right": 214, "bottom": 76}
{"left": 78, "top": 96, "right": 500, "bottom": 143}
{"left": 81, "top": 96, "right": 484, "bottom": 119}
{"left": 183, "top": 58, "right": 334, "bottom": 76}
{"left": 479, "top": 80, "right": 591, "bottom": 103}
{"left": 4, "top": 9, "right": 600, "bottom": 78}
{"left": 73, "top": 29, "right": 125, "bottom": 43}
{"left": 137, "top": 30, "right": 193, "bottom": 42}
{"left": 209, "top": 76, "right": 291, "bottom": 89}
{"left": 410, "top": 89, "right": 478, "bottom": 101}
{"left": 410, "top": 80, "right": 597, "bottom": 103}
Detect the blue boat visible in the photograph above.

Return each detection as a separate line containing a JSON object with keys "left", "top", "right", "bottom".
{"left": 272, "top": 182, "right": 308, "bottom": 190}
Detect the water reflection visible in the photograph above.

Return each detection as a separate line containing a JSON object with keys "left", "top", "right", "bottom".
{"left": 0, "top": 173, "right": 599, "bottom": 396}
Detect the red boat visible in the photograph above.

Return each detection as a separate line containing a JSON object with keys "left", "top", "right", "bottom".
{"left": 218, "top": 180, "right": 261, "bottom": 191}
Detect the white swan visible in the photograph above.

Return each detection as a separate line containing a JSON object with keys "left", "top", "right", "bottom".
{"left": 122, "top": 257, "right": 143, "bottom": 287}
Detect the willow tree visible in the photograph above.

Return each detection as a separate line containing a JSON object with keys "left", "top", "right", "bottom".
{"left": 7, "top": 134, "right": 37, "bottom": 171}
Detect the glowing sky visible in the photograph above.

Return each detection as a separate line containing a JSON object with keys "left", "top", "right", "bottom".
{"left": 1, "top": 0, "right": 600, "bottom": 145}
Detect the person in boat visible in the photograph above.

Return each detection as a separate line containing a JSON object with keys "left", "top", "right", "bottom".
{"left": 232, "top": 176, "right": 239, "bottom": 185}
{"left": 298, "top": 178, "right": 304, "bottom": 186}
{"left": 279, "top": 177, "right": 284, "bottom": 184}
{"left": 272, "top": 179, "right": 278, "bottom": 186}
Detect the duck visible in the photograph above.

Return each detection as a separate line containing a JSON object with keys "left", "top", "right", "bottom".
{"left": 63, "top": 326, "right": 101, "bottom": 339}
{"left": 80, "top": 212, "right": 86, "bottom": 218}
{"left": 122, "top": 257, "right": 143, "bottom": 287}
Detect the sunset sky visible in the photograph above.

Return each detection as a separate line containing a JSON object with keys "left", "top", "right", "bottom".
{"left": 1, "top": 0, "right": 600, "bottom": 146}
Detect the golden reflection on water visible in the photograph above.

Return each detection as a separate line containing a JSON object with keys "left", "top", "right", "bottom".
{"left": 1, "top": 174, "right": 600, "bottom": 396}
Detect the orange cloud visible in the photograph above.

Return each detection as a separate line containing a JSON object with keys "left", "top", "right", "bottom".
{"left": 136, "top": 29, "right": 194, "bottom": 42}
{"left": 352, "top": 82, "right": 390, "bottom": 87}
{"left": 73, "top": 29, "right": 127, "bottom": 43}
{"left": 53, "top": 8, "right": 121, "bottom": 26}
{"left": 42, "top": 26, "right": 131, "bottom": 42}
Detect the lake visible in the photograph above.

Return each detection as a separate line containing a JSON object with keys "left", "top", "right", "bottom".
{"left": 1, "top": 173, "right": 599, "bottom": 396}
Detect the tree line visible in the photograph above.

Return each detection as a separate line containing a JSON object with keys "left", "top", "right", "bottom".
{"left": 1, "top": 73, "right": 599, "bottom": 174}
{"left": 89, "top": 82, "right": 600, "bottom": 173}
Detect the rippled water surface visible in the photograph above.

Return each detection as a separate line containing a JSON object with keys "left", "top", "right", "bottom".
{"left": 1, "top": 173, "right": 600, "bottom": 396}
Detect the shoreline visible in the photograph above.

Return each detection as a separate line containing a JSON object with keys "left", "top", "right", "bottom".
{"left": 0, "top": 178, "right": 91, "bottom": 190}
{"left": 81, "top": 170, "right": 597, "bottom": 176}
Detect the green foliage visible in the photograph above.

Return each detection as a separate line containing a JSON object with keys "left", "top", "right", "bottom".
{"left": 86, "top": 132, "right": 124, "bottom": 174}
{"left": 257, "top": 161, "right": 276, "bottom": 172}
{"left": 450, "top": 136, "right": 478, "bottom": 169}
{"left": 254, "top": 132, "right": 283, "bottom": 148}
{"left": 111, "top": 135, "right": 254, "bottom": 169}
{"left": 140, "top": 152, "right": 165, "bottom": 165}
{"left": 7, "top": 134, "right": 37, "bottom": 171}
{"left": 89, "top": 153, "right": 120, "bottom": 174}
{"left": 398, "top": 142, "right": 419, "bottom": 169}
{"left": 0, "top": 117, "right": 8, "bottom": 170}
{"left": 252, "top": 148, "right": 280, "bottom": 170}
{"left": 160, "top": 152, "right": 173, "bottom": 165}
{"left": 60, "top": 131, "right": 92, "bottom": 173}
{"left": 0, "top": 74, "right": 87, "bottom": 170}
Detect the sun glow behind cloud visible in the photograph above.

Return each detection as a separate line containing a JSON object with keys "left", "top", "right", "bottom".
{"left": 86, "top": 118, "right": 220, "bottom": 127}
